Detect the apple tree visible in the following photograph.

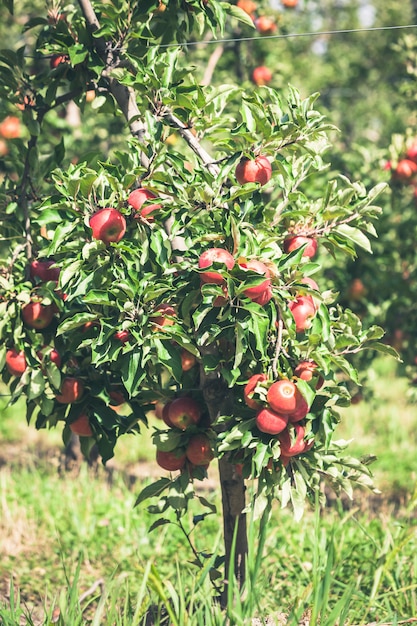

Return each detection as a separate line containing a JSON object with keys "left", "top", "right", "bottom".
{"left": 0, "top": 0, "right": 393, "bottom": 593}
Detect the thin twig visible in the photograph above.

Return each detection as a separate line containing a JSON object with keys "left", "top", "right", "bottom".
{"left": 79, "top": 578, "right": 105, "bottom": 603}
{"left": 272, "top": 313, "right": 283, "bottom": 379}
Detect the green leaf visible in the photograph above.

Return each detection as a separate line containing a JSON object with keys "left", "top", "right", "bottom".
{"left": 225, "top": 3, "right": 256, "bottom": 28}
{"left": 134, "top": 478, "right": 171, "bottom": 507}
{"left": 333, "top": 224, "right": 373, "bottom": 254}
{"left": 365, "top": 342, "right": 401, "bottom": 360}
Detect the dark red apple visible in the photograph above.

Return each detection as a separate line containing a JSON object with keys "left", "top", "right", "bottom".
{"left": 6, "top": 348, "right": 27, "bottom": 376}
{"left": 198, "top": 248, "right": 235, "bottom": 285}
{"left": 167, "top": 396, "right": 201, "bottom": 430}
{"left": 89, "top": 207, "right": 126, "bottom": 244}
{"left": 156, "top": 448, "right": 187, "bottom": 471}
{"left": 29, "top": 259, "right": 60, "bottom": 283}
{"left": 256, "top": 407, "right": 288, "bottom": 435}
{"left": 56, "top": 377, "right": 84, "bottom": 404}
{"left": 235, "top": 155, "right": 272, "bottom": 185}
{"left": 22, "top": 301, "right": 55, "bottom": 329}
{"left": 115, "top": 330, "right": 131, "bottom": 344}
{"left": 186, "top": 434, "right": 214, "bottom": 465}
{"left": 69, "top": 413, "right": 93, "bottom": 437}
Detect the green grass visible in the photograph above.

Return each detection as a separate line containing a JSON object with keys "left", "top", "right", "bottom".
{"left": 1, "top": 356, "right": 417, "bottom": 624}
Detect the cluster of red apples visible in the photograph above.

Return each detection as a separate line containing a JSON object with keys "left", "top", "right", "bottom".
{"left": 155, "top": 397, "right": 214, "bottom": 473}
{"left": 243, "top": 361, "right": 322, "bottom": 465}
{"left": 5, "top": 258, "right": 92, "bottom": 437}
{"left": 388, "top": 139, "right": 417, "bottom": 203}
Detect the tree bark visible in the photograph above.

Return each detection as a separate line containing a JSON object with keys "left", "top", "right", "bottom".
{"left": 201, "top": 371, "right": 247, "bottom": 603}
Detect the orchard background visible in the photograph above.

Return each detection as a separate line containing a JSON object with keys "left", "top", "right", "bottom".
{"left": 1, "top": 0, "right": 417, "bottom": 624}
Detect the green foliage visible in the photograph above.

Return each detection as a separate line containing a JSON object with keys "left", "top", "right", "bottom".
{"left": 0, "top": 0, "right": 400, "bottom": 559}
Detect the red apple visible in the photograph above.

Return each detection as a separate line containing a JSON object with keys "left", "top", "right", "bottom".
{"left": 236, "top": 0, "right": 257, "bottom": 16}
{"left": 0, "top": 139, "right": 8, "bottom": 157}
{"left": 22, "top": 301, "right": 55, "bottom": 329}
{"left": 278, "top": 424, "right": 314, "bottom": 458}
{"left": 244, "top": 373, "right": 267, "bottom": 410}
{"left": 56, "top": 377, "right": 84, "bottom": 404}
{"left": 69, "top": 413, "right": 93, "bottom": 437}
{"left": 406, "top": 142, "right": 417, "bottom": 163}
{"left": 89, "top": 207, "right": 126, "bottom": 244}
{"left": 251, "top": 66, "right": 272, "bottom": 86}
{"left": 167, "top": 396, "right": 201, "bottom": 430}
{"left": 50, "top": 54, "right": 69, "bottom": 69}
{"left": 150, "top": 303, "right": 176, "bottom": 329}
{"left": 114, "top": 330, "right": 130, "bottom": 344}
{"left": 393, "top": 159, "right": 417, "bottom": 183}
{"left": 347, "top": 278, "right": 367, "bottom": 301}
{"left": 213, "top": 284, "right": 230, "bottom": 307}
{"left": 199, "top": 248, "right": 235, "bottom": 285}
{"left": 282, "top": 0, "right": 298, "bottom": 7}
{"left": 127, "top": 188, "right": 161, "bottom": 222}
{"left": 255, "top": 16, "right": 277, "bottom": 35}
{"left": 156, "top": 448, "right": 187, "bottom": 471}
{"left": 267, "top": 379, "right": 304, "bottom": 415}
{"left": 256, "top": 407, "right": 288, "bottom": 435}
{"left": 293, "top": 360, "right": 323, "bottom": 390}
{"left": 289, "top": 296, "right": 316, "bottom": 333}
{"left": 161, "top": 400, "right": 175, "bottom": 427}
{"left": 6, "top": 348, "right": 27, "bottom": 376}
{"left": 29, "top": 259, "right": 60, "bottom": 283}
{"left": 38, "top": 346, "right": 62, "bottom": 368}
{"left": 239, "top": 259, "right": 272, "bottom": 301}
{"left": 235, "top": 155, "right": 272, "bottom": 185}
{"left": 181, "top": 349, "right": 197, "bottom": 371}
{"left": 0, "top": 116, "right": 21, "bottom": 139}
{"left": 186, "top": 434, "right": 214, "bottom": 465}
{"left": 284, "top": 235, "right": 318, "bottom": 259}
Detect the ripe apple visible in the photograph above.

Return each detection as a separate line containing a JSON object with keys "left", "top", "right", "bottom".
{"left": 181, "top": 349, "right": 197, "bottom": 371}
{"left": 284, "top": 235, "right": 318, "bottom": 259}
{"left": 29, "top": 259, "right": 60, "bottom": 283}
{"left": 0, "top": 115, "right": 21, "bottom": 139}
{"left": 255, "top": 16, "right": 277, "bottom": 35}
{"left": 237, "top": 0, "right": 257, "bottom": 15}
{"left": 127, "top": 188, "right": 161, "bottom": 222}
{"left": 244, "top": 373, "right": 267, "bottom": 410}
{"left": 251, "top": 66, "right": 272, "bottom": 86}
{"left": 38, "top": 346, "right": 62, "bottom": 368}
{"left": 282, "top": 0, "right": 298, "bottom": 6}
{"left": 347, "top": 278, "right": 367, "bottom": 301}
{"left": 89, "top": 207, "right": 126, "bottom": 244}
{"left": 0, "top": 138, "right": 9, "bottom": 157}
{"left": 156, "top": 448, "right": 187, "bottom": 471}
{"left": 69, "top": 414, "right": 93, "bottom": 437}
{"left": 256, "top": 407, "right": 288, "bottom": 435}
{"left": 406, "top": 142, "right": 417, "bottom": 163}
{"left": 393, "top": 159, "right": 417, "bottom": 183}
{"left": 289, "top": 296, "right": 316, "bottom": 333}
{"left": 109, "top": 390, "right": 125, "bottom": 406}
{"left": 186, "top": 434, "right": 214, "bottom": 465}
{"left": 56, "top": 377, "right": 84, "bottom": 404}
{"left": 114, "top": 330, "right": 131, "bottom": 344}
{"left": 213, "top": 284, "right": 229, "bottom": 307}
{"left": 22, "top": 301, "right": 55, "bottom": 329}
{"left": 279, "top": 424, "right": 314, "bottom": 459}
{"left": 239, "top": 259, "right": 272, "bottom": 301}
{"left": 150, "top": 303, "right": 176, "bottom": 329}
{"left": 6, "top": 348, "right": 27, "bottom": 376}
{"left": 50, "top": 54, "right": 69, "bottom": 69}
{"left": 167, "top": 396, "right": 201, "bottom": 430}
{"left": 235, "top": 155, "right": 272, "bottom": 185}
{"left": 293, "top": 360, "right": 323, "bottom": 390}
{"left": 161, "top": 400, "right": 174, "bottom": 427}
{"left": 267, "top": 379, "right": 305, "bottom": 415}
{"left": 198, "top": 248, "right": 235, "bottom": 285}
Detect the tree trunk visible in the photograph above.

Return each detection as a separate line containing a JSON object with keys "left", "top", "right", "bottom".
{"left": 201, "top": 371, "right": 248, "bottom": 602}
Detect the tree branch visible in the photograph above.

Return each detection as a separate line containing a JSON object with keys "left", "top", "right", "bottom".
{"left": 201, "top": 44, "right": 225, "bottom": 86}
{"left": 162, "top": 110, "right": 220, "bottom": 177}
{"left": 77, "top": 0, "right": 149, "bottom": 168}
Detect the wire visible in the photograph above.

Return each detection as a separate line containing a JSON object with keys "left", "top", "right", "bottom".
{"left": 159, "top": 23, "right": 417, "bottom": 48}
